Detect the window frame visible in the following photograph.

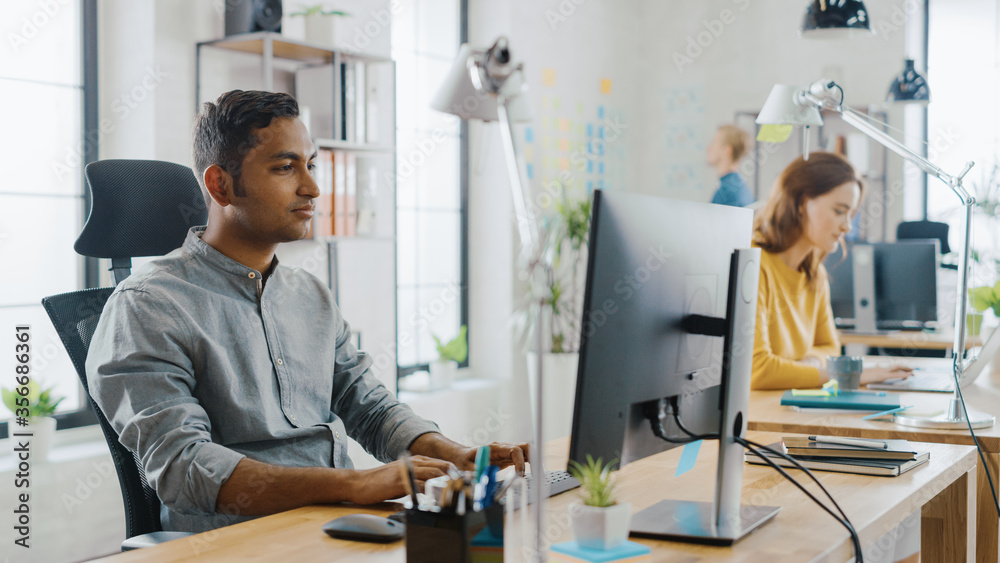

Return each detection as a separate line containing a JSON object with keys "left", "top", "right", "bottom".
{"left": 395, "top": 0, "right": 470, "bottom": 380}
{"left": 0, "top": 0, "right": 100, "bottom": 440}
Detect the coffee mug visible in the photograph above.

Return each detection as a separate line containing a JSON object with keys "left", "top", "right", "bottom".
{"left": 827, "top": 355, "right": 863, "bottom": 390}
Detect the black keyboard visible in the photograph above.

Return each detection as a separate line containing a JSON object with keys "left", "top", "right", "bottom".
{"left": 501, "top": 470, "right": 581, "bottom": 509}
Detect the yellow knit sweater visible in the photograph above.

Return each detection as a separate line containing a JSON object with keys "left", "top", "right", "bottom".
{"left": 752, "top": 249, "right": 841, "bottom": 390}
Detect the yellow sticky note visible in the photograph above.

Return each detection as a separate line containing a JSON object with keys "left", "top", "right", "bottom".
{"left": 757, "top": 124, "right": 793, "bottom": 143}
{"left": 542, "top": 68, "right": 556, "bottom": 87}
{"left": 600, "top": 78, "right": 612, "bottom": 94}
{"left": 792, "top": 389, "right": 830, "bottom": 397}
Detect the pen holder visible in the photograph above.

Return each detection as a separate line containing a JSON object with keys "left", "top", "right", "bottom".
{"left": 405, "top": 503, "right": 504, "bottom": 562}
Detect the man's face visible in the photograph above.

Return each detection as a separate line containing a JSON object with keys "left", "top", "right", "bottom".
{"left": 227, "top": 116, "right": 319, "bottom": 244}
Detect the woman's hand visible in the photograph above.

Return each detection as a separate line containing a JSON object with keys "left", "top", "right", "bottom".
{"left": 860, "top": 365, "right": 914, "bottom": 386}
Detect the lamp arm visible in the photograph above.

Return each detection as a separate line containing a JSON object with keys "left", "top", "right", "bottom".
{"left": 799, "top": 90, "right": 979, "bottom": 380}
{"left": 497, "top": 91, "right": 541, "bottom": 260}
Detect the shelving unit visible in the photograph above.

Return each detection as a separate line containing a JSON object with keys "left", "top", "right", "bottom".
{"left": 195, "top": 31, "right": 398, "bottom": 388}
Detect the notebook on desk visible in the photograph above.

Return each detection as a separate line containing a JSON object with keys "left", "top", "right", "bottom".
{"left": 780, "top": 390, "right": 900, "bottom": 411}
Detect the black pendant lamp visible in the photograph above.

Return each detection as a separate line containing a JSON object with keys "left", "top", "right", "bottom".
{"left": 801, "top": 0, "right": 872, "bottom": 38}
{"left": 887, "top": 59, "right": 931, "bottom": 104}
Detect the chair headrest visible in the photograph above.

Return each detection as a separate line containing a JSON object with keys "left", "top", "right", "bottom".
{"left": 75, "top": 160, "right": 208, "bottom": 259}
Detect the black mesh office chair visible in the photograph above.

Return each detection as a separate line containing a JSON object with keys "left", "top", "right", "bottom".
{"left": 897, "top": 220, "right": 951, "bottom": 254}
{"left": 41, "top": 160, "right": 207, "bottom": 551}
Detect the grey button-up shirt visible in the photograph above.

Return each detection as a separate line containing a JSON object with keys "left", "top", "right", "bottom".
{"left": 86, "top": 227, "right": 439, "bottom": 532}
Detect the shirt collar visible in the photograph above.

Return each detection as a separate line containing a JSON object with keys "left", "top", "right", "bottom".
{"left": 182, "top": 226, "right": 280, "bottom": 279}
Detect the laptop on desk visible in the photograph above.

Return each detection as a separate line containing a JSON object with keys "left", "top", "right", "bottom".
{"left": 867, "top": 325, "right": 1000, "bottom": 393}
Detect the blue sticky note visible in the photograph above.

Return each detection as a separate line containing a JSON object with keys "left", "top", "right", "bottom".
{"left": 587, "top": 180, "right": 593, "bottom": 193}
{"left": 675, "top": 440, "right": 701, "bottom": 477}
{"left": 598, "top": 162, "right": 604, "bottom": 174}
{"left": 525, "top": 127, "right": 534, "bottom": 143}
{"left": 597, "top": 105, "right": 605, "bottom": 119}
{"left": 526, "top": 164, "right": 533, "bottom": 179}
{"left": 586, "top": 123, "right": 593, "bottom": 137}
{"left": 586, "top": 160, "right": 593, "bottom": 174}
{"left": 598, "top": 126, "right": 605, "bottom": 139}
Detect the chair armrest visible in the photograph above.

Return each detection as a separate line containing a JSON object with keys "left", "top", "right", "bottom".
{"left": 121, "top": 531, "right": 194, "bottom": 551}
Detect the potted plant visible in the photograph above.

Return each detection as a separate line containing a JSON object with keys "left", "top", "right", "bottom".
{"left": 969, "top": 281, "right": 1000, "bottom": 337}
{"left": 289, "top": 4, "right": 350, "bottom": 47}
{"left": 513, "top": 195, "right": 592, "bottom": 440}
{"left": 2, "top": 380, "right": 64, "bottom": 462}
{"left": 567, "top": 455, "right": 631, "bottom": 550}
{"left": 429, "top": 325, "right": 467, "bottom": 391}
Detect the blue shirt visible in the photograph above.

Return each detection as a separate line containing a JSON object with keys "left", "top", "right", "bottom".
{"left": 711, "top": 172, "right": 754, "bottom": 207}
{"left": 86, "top": 227, "right": 439, "bottom": 532}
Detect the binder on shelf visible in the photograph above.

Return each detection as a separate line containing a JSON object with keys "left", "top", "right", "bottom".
{"left": 333, "top": 151, "right": 347, "bottom": 235}
{"left": 355, "top": 156, "right": 379, "bottom": 236}
{"left": 313, "top": 149, "right": 335, "bottom": 238}
{"left": 344, "top": 152, "right": 357, "bottom": 236}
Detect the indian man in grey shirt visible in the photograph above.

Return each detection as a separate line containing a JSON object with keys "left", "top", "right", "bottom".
{"left": 86, "top": 90, "right": 527, "bottom": 532}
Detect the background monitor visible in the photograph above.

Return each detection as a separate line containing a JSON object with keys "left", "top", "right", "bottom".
{"left": 826, "top": 239, "right": 939, "bottom": 328}
{"left": 567, "top": 190, "right": 778, "bottom": 544}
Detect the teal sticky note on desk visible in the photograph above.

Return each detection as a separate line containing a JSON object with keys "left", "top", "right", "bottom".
{"left": 675, "top": 440, "right": 702, "bottom": 477}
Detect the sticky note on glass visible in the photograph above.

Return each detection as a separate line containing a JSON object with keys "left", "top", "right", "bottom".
{"left": 757, "top": 124, "right": 793, "bottom": 143}
{"left": 542, "top": 68, "right": 556, "bottom": 87}
{"left": 676, "top": 440, "right": 702, "bottom": 477}
{"left": 600, "top": 78, "right": 612, "bottom": 94}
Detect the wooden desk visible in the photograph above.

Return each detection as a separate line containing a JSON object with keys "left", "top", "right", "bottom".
{"left": 838, "top": 329, "right": 982, "bottom": 351}
{"left": 92, "top": 433, "right": 975, "bottom": 563}
{"left": 749, "top": 362, "right": 1000, "bottom": 563}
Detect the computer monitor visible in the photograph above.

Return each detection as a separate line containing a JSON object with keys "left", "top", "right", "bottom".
{"left": 826, "top": 240, "right": 939, "bottom": 329}
{"left": 567, "top": 190, "right": 779, "bottom": 545}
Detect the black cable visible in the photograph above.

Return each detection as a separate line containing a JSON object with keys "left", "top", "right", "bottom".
{"left": 669, "top": 405, "right": 863, "bottom": 560}
{"left": 953, "top": 375, "right": 1000, "bottom": 517}
{"left": 645, "top": 398, "right": 717, "bottom": 443}
{"left": 737, "top": 438, "right": 863, "bottom": 562}
{"left": 673, "top": 410, "right": 855, "bottom": 531}
{"left": 833, "top": 82, "right": 845, "bottom": 106}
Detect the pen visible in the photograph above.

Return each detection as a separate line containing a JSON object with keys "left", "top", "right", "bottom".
{"left": 861, "top": 405, "right": 913, "bottom": 420}
{"left": 807, "top": 435, "right": 889, "bottom": 450}
{"left": 474, "top": 446, "right": 490, "bottom": 480}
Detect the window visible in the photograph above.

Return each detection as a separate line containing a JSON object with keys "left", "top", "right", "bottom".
{"left": 392, "top": 1, "right": 469, "bottom": 378}
{"left": 0, "top": 0, "right": 98, "bottom": 437}
{"left": 927, "top": 0, "right": 1000, "bottom": 294}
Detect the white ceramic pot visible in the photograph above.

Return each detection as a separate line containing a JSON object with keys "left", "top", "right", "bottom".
{"left": 526, "top": 352, "right": 579, "bottom": 442}
{"left": 9, "top": 416, "right": 56, "bottom": 463}
{"left": 569, "top": 501, "right": 632, "bottom": 550}
{"left": 304, "top": 15, "right": 336, "bottom": 48}
{"left": 428, "top": 360, "right": 458, "bottom": 391}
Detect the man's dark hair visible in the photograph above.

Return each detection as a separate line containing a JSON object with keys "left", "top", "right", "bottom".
{"left": 192, "top": 89, "right": 299, "bottom": 203}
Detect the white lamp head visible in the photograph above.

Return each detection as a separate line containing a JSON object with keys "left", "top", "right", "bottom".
{"left": 755, "top": 84, "right": 823, "bottom": 126}
{"left": 431, "top": 40, "right": 532, "bottom": 122}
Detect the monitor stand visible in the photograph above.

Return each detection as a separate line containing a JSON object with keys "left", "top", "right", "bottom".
{"left": 631, "top": 249, "right": 780, "bottom": 545}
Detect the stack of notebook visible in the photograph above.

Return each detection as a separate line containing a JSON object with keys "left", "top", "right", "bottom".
{"left": 744, "top": 436, "right": 930, "bottom": 477}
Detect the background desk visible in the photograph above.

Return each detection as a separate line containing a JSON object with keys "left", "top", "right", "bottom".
{"left": 91, "top": 433, "right": 975, "bottom": 563}
{"left": 838, "top": 329, "right": 983, "bottom": 351}
{"left": 749, "top": 361, "right": 1000, "bottom": 563}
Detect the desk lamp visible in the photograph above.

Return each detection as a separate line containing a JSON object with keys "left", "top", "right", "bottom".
{"left": 756, "top": 80, "right": 995, "bottom": 429}
{"left": 431, "top": 37, "right": 552, "bottom": 560}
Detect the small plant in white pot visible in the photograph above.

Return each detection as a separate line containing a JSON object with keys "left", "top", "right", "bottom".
{"left": 567, "top": 455, "right": 632, "bottom": 550}
{"left": 2, "top": 380, "right": 64, "bottom": 462}
{"left": 429, "top": 325, "right": 467, "bottom": 391}
{"left": 289, "top": 4, "right": 350, "bottom": 48}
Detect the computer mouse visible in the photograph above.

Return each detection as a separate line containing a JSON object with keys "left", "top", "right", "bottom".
{"left": 322, "top": 513, "right": 405, "bottom": 543}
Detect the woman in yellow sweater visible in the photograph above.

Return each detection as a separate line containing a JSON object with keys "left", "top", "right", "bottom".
{"left": 751, "top": 152, "right": 912, "bottom": 390}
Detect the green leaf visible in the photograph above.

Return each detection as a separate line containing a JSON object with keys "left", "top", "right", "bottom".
{"left": 433, "top": 325, "right": 468, "bottom": 363}
{"left": 969, "top": 286, "right": 996, "bottom": 313}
